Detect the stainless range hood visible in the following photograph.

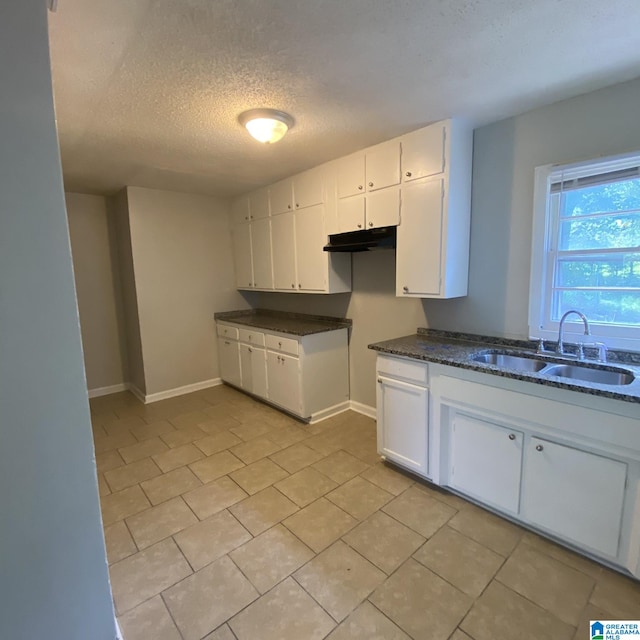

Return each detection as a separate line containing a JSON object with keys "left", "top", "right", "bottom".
{"left": 323, "top": 226, "right": 396, "bottom": 252}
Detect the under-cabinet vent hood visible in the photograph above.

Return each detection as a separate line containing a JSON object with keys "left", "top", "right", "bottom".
{"left": 323, "top": 226, "right": 396, "bottom": 252}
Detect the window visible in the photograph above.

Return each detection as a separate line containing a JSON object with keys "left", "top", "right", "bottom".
{"left": 529, "top": 151, "right": 640, "bottom": 351}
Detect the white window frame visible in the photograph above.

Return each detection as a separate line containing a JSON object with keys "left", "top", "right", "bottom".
{"left": 529, "top": 151, "right": 640, "bottom": 352}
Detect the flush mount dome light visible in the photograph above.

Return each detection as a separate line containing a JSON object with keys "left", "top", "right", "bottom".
{"left": 238, "top": 108, "right": 294, "bottom": 144}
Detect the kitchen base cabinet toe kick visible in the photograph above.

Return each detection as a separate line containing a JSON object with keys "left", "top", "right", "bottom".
{"left": 375, "top": 353, "right": 640, "bottom": 579}
{"left": 216, "top": 320, "right": 349, "bottom": 423}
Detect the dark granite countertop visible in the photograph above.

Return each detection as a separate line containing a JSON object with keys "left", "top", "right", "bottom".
{"left": 369, "top": 328, "right": 640, "bottom": 404}
{"left": 214, "top": 309, "right": 352, "bottom": 336}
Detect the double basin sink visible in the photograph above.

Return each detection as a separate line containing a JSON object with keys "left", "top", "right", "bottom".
{"left": 472, "top": 351, "right": 635, "bottom": 386}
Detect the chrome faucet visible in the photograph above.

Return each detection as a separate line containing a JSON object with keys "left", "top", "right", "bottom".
{"left": 557, "top": 310, "right": 590, "bottom": 356}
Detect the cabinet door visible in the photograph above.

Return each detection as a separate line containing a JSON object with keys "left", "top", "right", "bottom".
{"left": 336, "top": 196, "right": 365, "bottom": 233}
{"left": 232, "top": 224, "right": 254, "bottom": 289}
{"left": 396, "top": 178, "right": 443, "bottom": 297}
{"left": 295, "top": 204, "right": 326, "bottom": 291}
{"left": 337, "top": 153, "right": 365, "bottom": 199}
{"left": 522, "top": 438, "right": 627, "bottom": 557}
{"left": 218, "top": 337, "right": 241, "bottom": 387}
{"left": 376, "top": 375, "right": 428, "bottom": 475}
{"left": 402, "top": 124, "right": 446, "bottom": 182}
{"left": 232, "top": 195, "right": 251, "bottom": 225}
{"left": 270, "top": 179, "right": 294, "bottom": 215}
{"left": 366, "top": 187, "right": 400, "bottom": 229}
{"left": 239, "top": 343, "right": 253, "bottom": 393}
{"left": 294, "top": 168, "right": 324, "bottom": 210}
{"left": 250, "top": 218, "right": 274, "bottom": 290}
{"left": 271, "top": 212, "right": 297, "bottom": 291}
{"left": 267, "top": 351, "right": 302, "bottom": 415}
{"left": 249, "top": 187, "right": 270, "bottom": 219}
{"left": 251, "top": 347, "right": 268, "bottom": 399}
{"left": 449, "top": 413, "right": 523, "bottom": 514}
{"left": 366, "top": 140, "right": 400, "bottom": 191}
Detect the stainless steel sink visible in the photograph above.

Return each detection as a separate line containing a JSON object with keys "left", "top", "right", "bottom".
{"left": 544, "top": 364, "right": 635, "bottom": 386}
{"left": 471, "top": 353, "right": 547, "bottom": 372}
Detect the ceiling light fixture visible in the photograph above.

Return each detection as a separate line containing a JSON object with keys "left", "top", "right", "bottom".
{"left": 238, "top": 109, "right": 294, "bottom": 144}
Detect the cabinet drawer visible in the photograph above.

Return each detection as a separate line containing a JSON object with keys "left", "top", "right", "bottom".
{"left": 377, "top": 355, "right": 428, "bottom": 386}
{"left": 265, "top": 334, "right": 299, "bottom": 356}
{"left": 239, "top": 328, "right": 265, "bottom": 346}
{"left": 217, "top": 323, "right": 239, "bottom": 340}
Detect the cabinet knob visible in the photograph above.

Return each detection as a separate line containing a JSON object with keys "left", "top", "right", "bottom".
{"left": 508, "top": 433, "right": 516, "bottom": 441}
{"left": 288, "top": 204, "right": 292, "bottom": 209}
{"left": 291, "top": 284, "right": 295, "bottom": 288}
{"left": 368, "top": 222, "right": 373, "bottom": 227}
{"left": 244, "top": 215, "right": 249, "bottom": 220}
{"left": 248, "top": 347, "right": 252, "bottom": 353}
{"left": 405, "top": 171, "right": 412, "bottom": 177}
{"left": 250, "top": 215, "right": 253, "bottom": 219}
{"left": 377, "top": 378, "right": 382, "bottom": 383}
{"left": 298, "top": 283, "right": 302, "bottom": 288}
{"left": 357, "top": 224, "right": 362, "bottom": 228}
{"left": 536, "top": 444, "right": 544, "bottom": 452}
{"left": 368, "top": 182, "right": 374, "bottom": 187}
{"left": 224, "top": 341, "right": 230, "bottom": 345}
{"left": 358, "top": 185, "right": 363, "bottom": 190}
{"left": 248, "top": 282, "right": 252, "bottom": 286}
{"left": 403, "top": 286, "right": 409, "bottom": 293}
{"left": 278, "top": 341, "right": 282, "bottom": 347}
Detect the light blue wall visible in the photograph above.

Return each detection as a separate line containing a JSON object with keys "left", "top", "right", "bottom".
{"left": 423, "top": 76, "right": 640, "bottom": 339}
{"left": 0, "top": 3, "right": 115, "bottom": 639}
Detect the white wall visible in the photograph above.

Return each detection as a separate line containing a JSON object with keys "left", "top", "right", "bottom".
{"left": 422, "top": 76, "right": 640, "bottom": 339}
{"left": 126, "top": 187, "right": 249, "bottom": 396}
{"left": 66, "top": 192, "right": 127, "bottom": 391}
{"left": 0, "top": 3, "right": 115, "bottom": 639}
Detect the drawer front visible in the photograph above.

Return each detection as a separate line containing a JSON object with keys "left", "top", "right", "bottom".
{"left": 217, "top": 323, "right": 239, "bottom": 340}
{"left": 377, "top": 354, "right": 428, "bottom": 386}
{"left": 265, "top": 334, "right": 299, "bottom": 356}
{"left": 239, "top": 328, "right": 266, "bottom": 346}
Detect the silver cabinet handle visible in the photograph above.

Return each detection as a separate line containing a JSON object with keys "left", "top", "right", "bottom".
{"left": 357, "top": 224, "right": 362, "bottom": 228}
{"left": 278, "top": 341, "right": 282, "bottom": 347}
{"left": 224, "top": 340, "right": 230, "bottom": 345}
{"left": 244, "top": 215, "right": 249, "bottom": 220}
{"left": 368, "top": 181, "right": 374, "bottom": 187}
{"left": 288, "top": 204, "right": 292, "bottom": 209}
{"left": 291, "top": 284, "right": 295, "bottom": 288}
{"left": 508, "top": 434, "right": 516, "bottom": 441}
{"left": 536, "top": 444, "right": 544, "bottom": 452}
{"left": 248, "top": 347, "right": 252, "bottom": 353}
{"left": 377, "top": 378, "right": 382, "bottom": 383}
{"left": 402, "top": 286, "right": 409, "bottom": 293}
{"left": 368, "top": 222, "right": 373, "bottom": 227}
{"left": 358, "top": 185, "right": 363, "bottom": 190}
{"left": 405, "top": 171, "right": 412, "bottom": 177}
{"left": 298, "top": 284, "right": 302, "bottom": 288}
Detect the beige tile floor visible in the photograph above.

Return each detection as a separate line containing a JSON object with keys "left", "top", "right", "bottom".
{"left": 91, "top": 386, "right": 640, "bottom": 640}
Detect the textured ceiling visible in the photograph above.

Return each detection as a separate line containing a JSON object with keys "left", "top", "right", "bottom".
{"left": 48, "top": 0, "right": 640, "bottom": 198}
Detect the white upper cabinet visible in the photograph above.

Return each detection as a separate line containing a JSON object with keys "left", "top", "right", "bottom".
{"left": 337, "top": 153, "right": 365, "bottom": 199}
{"left": 396, "top": 119, "right": 472, "bottom": 299}
{"left": 251, "top": 218, "right": 274, "bottom": 290}
{"left": 270, "top": 178, "right": 294, "bottom": 215}
{"left": 396, "top": 178, "right": 443, "bottom": 296}
{"left": 366, "top": 187, "right": 401, "bottom": 230}
{"left": 232, "top": 223, "right": 253, "bottom": 288}
{"left": 366, "top": 140, "right": 401, "bottom": 191}
{"left": 402, "top": 123, "right": 446, "bottom": 181}
{"left": 293, "top": 168, "right": 324, "bottom": 210}
{"left": 337, "top": 196, "right": 366, "bottom": 232}
{"left": 295, "top": 204, "right": 327, "bottom": 291}
{"left": 271, "top": 211, "right": 297, "bottom": 291}
{"left": 249, "top": 187, "right": 270, "bottom": 219}
{"left": 232, "top": 194, "right": 251, "bottom": 226}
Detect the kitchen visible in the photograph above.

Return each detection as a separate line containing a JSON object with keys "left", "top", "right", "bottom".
{"left": 3, "top": 1, "right": 640, "bottom": 640}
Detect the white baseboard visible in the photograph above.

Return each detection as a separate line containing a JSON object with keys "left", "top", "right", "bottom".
{"left": 87, "top": 383, "right": 128, "bottom": 399}
{"left": 143, "top": 378, "right": 222, "bottom": 404}
{"left": 309, "top": 401, "right": 351, "bottom": 424}
{"left": 349, "top": 400, "right": 377, "bottom": 419}
{"left": 127, "top": 383, "right": 146, "bottom": 404}
{"left": 115, "top": 618, "right": 123, "bottom": 640}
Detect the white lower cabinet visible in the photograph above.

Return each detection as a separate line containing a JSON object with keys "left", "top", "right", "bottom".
{"left": 375, "top": 355, "right": 640, "bottom": 576}
{"left": 217, "top": 337, "right": 241, "bottom": 388}
{"left": 522, "top": 437, "right": 627, "bottom": 558}
{"left": 267, "top": 350, "right": 302, "bottom": 415}
{"left": 217, "top": 322, "right": 349, "bottom": 421}
{"left": 239, "top": 343, "right": 268, "bottom": 399}
{"left": 376, "top": 355, "right": 428, "bottom": 476}
{"left": 448, "top": 412, "right": 522, "bottom": 514}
